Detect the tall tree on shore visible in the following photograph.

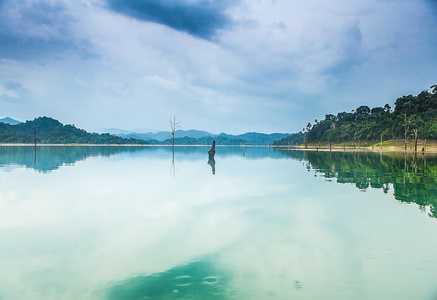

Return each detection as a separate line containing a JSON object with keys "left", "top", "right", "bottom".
{"left": 404, "top": 112, "right": 410, "bottom": 151}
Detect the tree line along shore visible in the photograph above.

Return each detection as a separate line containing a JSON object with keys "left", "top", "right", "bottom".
{"left": 0, "top": 116, "right": 286, "bottom": 146}
{"left": 1, "top": 86, "right": 436, "bottom": 149}
{"left": 273, "top": 85, "right": 437, "bottom": 152}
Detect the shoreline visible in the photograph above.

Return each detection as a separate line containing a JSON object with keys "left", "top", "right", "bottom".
{"left": 274, "top": 145, "right": 437, "bottom": 153}
{"left": 273, "top": 139, "right": 437, "bottom": 153}
{"left": 285, "top": 146, "right": 437, "bottom": 154}
{"left": 0, "top": 143, "right": 255, "bottom": 147}
{"left": 2, "top": 142, "right": 437, "bottom": 153}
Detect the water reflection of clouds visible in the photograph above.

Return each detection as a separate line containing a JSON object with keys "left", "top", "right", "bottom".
{"left": 1, "top": 148, "right": 437, "bottom": 299}
{"left": 0, "top": 153, "right": 306, "bottom": 298}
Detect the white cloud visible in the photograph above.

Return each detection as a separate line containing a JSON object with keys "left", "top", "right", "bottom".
{"left": 143, "top": 75, "right": 179, "bottom": 90}
{"left": 0, "top": 0, "right": 436, "bottom": 133}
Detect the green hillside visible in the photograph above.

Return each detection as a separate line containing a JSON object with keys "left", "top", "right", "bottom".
{"left": 0, "top": 117, "right": 150, "bottom": 144}
{"left": 271, "top": 132, "right": 306, "bottom": 146}
{"left": 304, "top": 87, "right": 437, "bottom": 146}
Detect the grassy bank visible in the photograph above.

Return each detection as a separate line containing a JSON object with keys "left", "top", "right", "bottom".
{"left": 290, "top": 139, "right": 437, "bottom": 152}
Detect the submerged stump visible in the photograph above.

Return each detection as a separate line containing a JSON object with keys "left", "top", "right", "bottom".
{"left": 207, "top": 141, "right": 216, "bottom": 174}
{"left": 208, "top": 141, "right": 216, "bottom": 157}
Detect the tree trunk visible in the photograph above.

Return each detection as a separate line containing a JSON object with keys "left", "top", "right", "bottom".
{"left": 414, "top": 129, "right": 418, "bottom": 153}
{"left": 207, "top": 141, "right": 216, "bottom": 157}
{"left": 404, "top": 113, "right": 409, "bottom": 152}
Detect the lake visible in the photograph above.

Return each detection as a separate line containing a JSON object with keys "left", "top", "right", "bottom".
{"left": 0, "top": 145, "right": 437, "bottom": 299}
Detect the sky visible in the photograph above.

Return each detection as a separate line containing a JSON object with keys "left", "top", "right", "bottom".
{"left": 0, "top": 0, "right": 436, "bottom": 134}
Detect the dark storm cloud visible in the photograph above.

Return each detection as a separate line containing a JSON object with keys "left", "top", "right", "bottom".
{"left": 105, "top": 0, "right": 235, "bottom": 40}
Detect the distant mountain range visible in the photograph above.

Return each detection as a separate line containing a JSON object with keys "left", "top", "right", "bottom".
{"left": 101, "top": 126, "right": 159, "bottom": 135}
{"left": 0, "top": 117, "right": 21, "bottom": 125}
{"left": 118, "top": 130, "right": 290, "bottom": 145}
{"left": 0, "top": 116, "right": 293, "bottom": 145}
{"left": 119, "top": 129, "right": 213, "bottom": 141}
{"left": 0, "top": 117, "right": 150, "bottom": 144}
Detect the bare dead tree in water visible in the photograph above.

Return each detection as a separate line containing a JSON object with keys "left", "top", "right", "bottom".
{"left": 208, "top": 141, "right": 216, "bottom": 175}
{"left": 169, "top": 117, "right": 181, "bottom": 179}
{"left": 170, "top": 116, "right": 181, "bottom": 149}
{"left": 170, "top": 116, "right": 181, "bottom": 171}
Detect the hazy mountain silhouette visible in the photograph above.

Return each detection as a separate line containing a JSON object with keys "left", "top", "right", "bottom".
{"left": 0, "top": 117, "right": 21, "bottom": 125}
{"left": 119, "top": 130, "right": 290, "bottom": 145}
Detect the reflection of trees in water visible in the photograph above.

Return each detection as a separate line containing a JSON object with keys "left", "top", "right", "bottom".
{"left": 0, "top": 146, "right": 304, "bottom": 173}
{"left": 0, "top": 146, "right": 148, "bottom": 172}
{"left": 102, "top": 257, "right": 232, "bottom": 300}
{"left": 298, "top": 151, "right": 437, "bottom": 218}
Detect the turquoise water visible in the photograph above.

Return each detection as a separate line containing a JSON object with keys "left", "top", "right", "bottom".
{"left": 0, "top": 146, "right": 436, "bottom": 299}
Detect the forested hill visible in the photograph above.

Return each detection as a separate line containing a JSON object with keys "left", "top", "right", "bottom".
{"left": 305, "top": 87, "right": 437, "bottom": 144}
{"left": 0, "top": 116, "right": 286, "bottom": 145}
{"left": 120, "top": 131, "right": 290, "bottom": 145}
{"left": 271, "top": 132, "right": 306, "bottom": 146}
{"left": 0, "top": 117, "right": 150, "bottom": 144}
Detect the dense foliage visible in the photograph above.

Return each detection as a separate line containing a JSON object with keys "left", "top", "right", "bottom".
{"left": 305, "top": 88, "right": 437, "bottom": 144}
{"left": 123, "top": 131, "right": 289, "bottom": 145}
{"left": 0, "top": 117, "right": 150, "bottom": 144}
{"left": 227, "top": 132, "right": 290, "bottom": 145}
{"left": 271, "top": 132, "right": 306, "bottom": 146}
{"left": 0, "top": 116, "right": 289, "bottom": 145}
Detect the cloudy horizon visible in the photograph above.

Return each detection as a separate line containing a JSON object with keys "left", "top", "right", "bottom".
{"left": 1, "top": 0, "right": 436, "bottom": 134}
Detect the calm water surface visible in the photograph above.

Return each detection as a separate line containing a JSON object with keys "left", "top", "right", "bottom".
{"left": 0, "top": 146, "right": 437, "bottom": 299}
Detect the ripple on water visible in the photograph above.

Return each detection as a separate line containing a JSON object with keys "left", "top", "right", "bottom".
{"left": 295, "top": 280, "right": 302, "bottom": 289}
{"left": 202, "top": 276, "right": 220, "bottom": 285}
{"left": 173, "top": 275, "right": 193, "bottom": 287}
